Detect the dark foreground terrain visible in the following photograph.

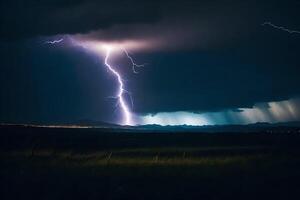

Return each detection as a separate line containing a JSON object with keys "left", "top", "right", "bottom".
{"left": 1, "top": 125, "right": 300, "bottom": 200}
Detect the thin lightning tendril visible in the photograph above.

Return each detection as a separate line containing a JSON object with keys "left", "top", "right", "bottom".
{"left": 122, "top": 48, "right": 146, "bottom": 73}
{"left": 104, "top": 48, "right": 132, "bottom": 125}
{"left": 45, "top": 38, "right": 64, "bottom": 44}
{"left": 262, "top": 22, "right": 300, "bottom": 34}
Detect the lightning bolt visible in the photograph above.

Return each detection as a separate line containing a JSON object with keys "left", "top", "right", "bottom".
{"left": 104, "top": 47, "right": 132, "bottom": 125}
{"left": 45, "top": 38, "right": 64, "bottom": 44}
{"left": 44, "top": 38, "right": 139, "bottom": 125}
{"left": 262, "top": 22, "right": 300, "bottom": 34}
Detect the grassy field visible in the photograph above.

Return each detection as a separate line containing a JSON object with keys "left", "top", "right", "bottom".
{"left": 1, "top": 126, "right": 300, "bottom": 200}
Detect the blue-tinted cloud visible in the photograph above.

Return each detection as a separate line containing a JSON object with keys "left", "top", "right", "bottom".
{"left": 137, "top": 98, "right": 300, "bottom": 126}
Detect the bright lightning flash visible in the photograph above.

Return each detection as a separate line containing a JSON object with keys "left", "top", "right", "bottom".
{"left": 103, "top": 45, "right": 132, "bottom": 125}
{"left": 46, "top": 39, "right": 145, "bottom": 125}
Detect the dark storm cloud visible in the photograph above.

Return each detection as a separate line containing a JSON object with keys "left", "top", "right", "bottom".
{"left": 0, "top": 0, "right": 160, "bottom": 40}
{"left": 72, "top": 1, "right": 263, "bottom": 51}
{"left": 0, "top": 1, "right": 275, "bottom": 42}
{"left": 70, "top": 0, "right": 300, "bottom": 52}
{"left": 1, "top": 0, "right": 298, "bottom": 47}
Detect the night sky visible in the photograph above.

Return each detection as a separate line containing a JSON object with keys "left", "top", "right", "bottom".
{"left": 1, "top": 0, "right": 300, "bottom": 125}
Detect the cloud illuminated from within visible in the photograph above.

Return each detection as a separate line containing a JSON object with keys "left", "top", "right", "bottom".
{"left": 137, "top": 98, "right": 300, "bottom": 126}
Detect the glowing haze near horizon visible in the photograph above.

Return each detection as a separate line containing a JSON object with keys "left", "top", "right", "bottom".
{"left": 138, "top": 98, "right": 300, "bottom": 126}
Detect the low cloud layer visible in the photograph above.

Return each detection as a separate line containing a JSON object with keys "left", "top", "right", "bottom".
{"left": 138, "top": 98, "right": 300, "bottom": 126}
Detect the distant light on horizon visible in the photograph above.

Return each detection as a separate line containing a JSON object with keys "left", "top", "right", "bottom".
{"left": 140, "top": 111, "right": 210, "bottom": 126}
{"left": 138, "top": 98, "right": 300, "bottom": 126}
